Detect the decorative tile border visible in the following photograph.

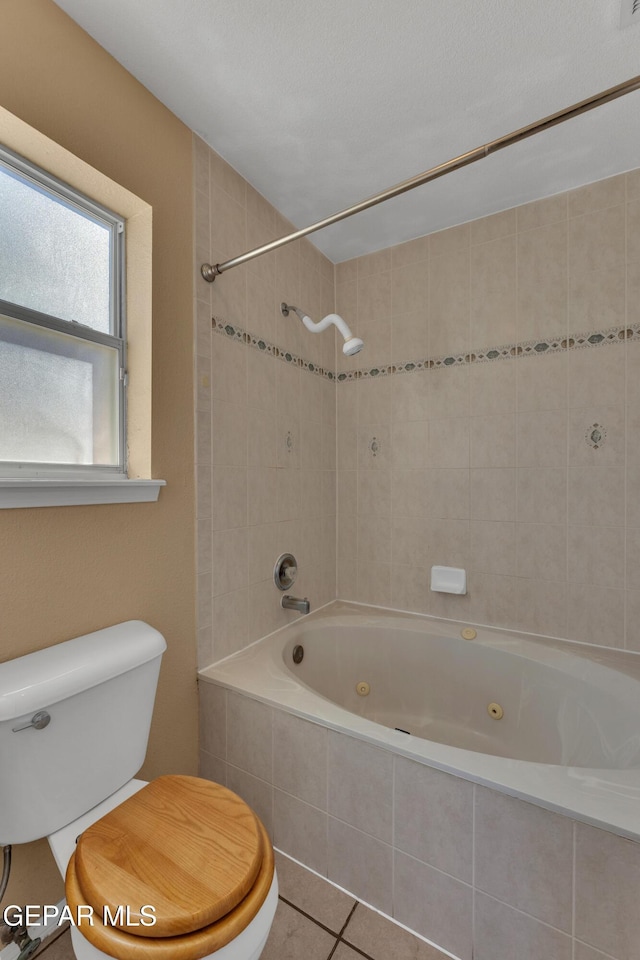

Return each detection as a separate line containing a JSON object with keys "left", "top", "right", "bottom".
{"left": 337, "top": 323, "right": 640, "bottom": 382}
{"left": 212, "top": 316, "right": 334, "bottom": 380}
{"left": 212, "top": 315, "right": 640, "bottom": 384}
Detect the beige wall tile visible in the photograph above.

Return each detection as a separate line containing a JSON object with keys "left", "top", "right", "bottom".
{"left": 393, "top": 851, "right": 473, "bottom": 960}
{"left": 328, "top": 818, "right": 393, "bottom": 914}
{"left": 328, "top": 732, "right": 393, "bottom": 842}
{"left": 568, "top": 524, "right": 625, "bottom": 588}
{"left": 517, "top": 467, "right": 567, "bottom": 524}
{"left": 273, "top": 712, "right": 327, "bottom": 810}
{"left": 470, "top": 234, "right": 517, "bottom": 347}
{"left": 392, "top": 371, "right": 431, "bottom": 422}
{"left": 394, "top": 757, "right": 473, "bottom": 882}
{"left": 428, "top": 366, "right": 470, "bottom": 419}
{"left": 226, "top": 766, "right": 273, "bottom": 839}
{"left": 471, "top": 468, "right": 516, "bottom": 521}
{"left": 392, "top": 260, "right": 428, "bottom": 316}
{"left": 212, "top": 587, "right": 250, "bottom": 660}
{"left": 517, "top": 193, "right": 568, "bottom": 232}
{"left": 574, "top": 942, "right": 619, "bottom": 960}
{"left": 358, "top": 376, "right": 392, "bottom": 424}
{"left": 469, "top": 360, "right": 516, "bottom": 416}
{"left": 517, "top": 410, "right": 567, "bottom": 468}
{"left": 358, "top": 517, "right": 391, "bottom": 563}
{"left": 569, "top": 343, "right": 626, "bottom": 409}
{"left": 392, "top": 419, "right": 429, "bottom": 469}
{"left": 516, "top": 352, "right": 567, "bottom": 413}
{"left": 358, "top": 249, "right": 392, "bottom": 278}
{"left": 517, "top": 220, "right": 568, "bottom": 341}
{"left": 475, "top": 787, "right": 573, "bottom": 930}
{"left": 625, "top": 589, "right": 640, "bottom": 651}
{"left": 567, "top": 466, "right": 625, "bottom": 526}
{"left": 356, "top": 559, "right": 392, "bottom": 605}
{"left": 226, "top": 691, "right": 273, "bottom": 781}
{"left": 426, "top": 468, "right": 470, "bottom": 519}
{"left": 567, "top": 583, "right": 625, "bottom": 646}
{"left": 628, "top": 169, "right": 640, "bottom": 202}
{"left": 470, "top": 414, "right": 516, "bottom": 468}
{"left": 568, "top": 174, "right": 627, "bottom": 218}
{"left": 428, "top": 418, "right": 470, "bottom": 468}
{"left": 516, "top": 522, "right": 566, "bottom": 581}
{"left": 628, "top": 199, "right": 640, "bottom": 263}
{"left": 212, "top": 465, "right": 247, "bottom": 529}
{"left": 470, "top": 209, "right": 516, "bottom": 245}
{"left": 392, "top": 469, "right": 430, "bottom": 518}
{"left": 358, "top": 424, "right": 391, "bottom": 471}
{"left": 198, "top": 681, "right": 226, "bottom": 759}
{"left": 391, "top": 235, "right": 429, "bottom": 267}
{"left": 391, "top": 563, "right": 431, "bottom": 614}
{"left": 359, "top": 467, "right": 392, "bottom": 517}
{"left": 392, "top": 311, "right": 428, "bottom": 361}
{"left": 469, "top": 573, "right": 517, "bottom": 628}
{"left": 470, "top": 521, "right": 516, "bottom": 576}
{"left": 575, "top": 823, "right": 640, "bottom": 960}
{"left": 358, "top": 270, "right": 391, "bottom": 324}
{"left": 429, "top": 248, "right": 470, "bottom": 357}
{"left": 568, "top": 206, "right": 626, "bottom": 331}
{"left": 274, "top": 790, "right": 328, "bottom": 877}
{"left": 336, "top": 258, "right": 358, "bottom": 285}
{"left": 392, "top": 516, "right": 430, "bottom": 565}
{"left": 474, "top": 893, "right": 572, "bottom": 960}
{"left": 213, "top": 527, "right": 248, "bottom": 595}
{"left": 429, "top": 222, "right": 470, "bottom": 258}
{"left": 516, "top": 578, "right": 567, "bottom": 638}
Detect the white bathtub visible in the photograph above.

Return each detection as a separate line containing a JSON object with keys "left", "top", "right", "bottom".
{"left": 199, "top": 603, "right": 640, "bottom": 840}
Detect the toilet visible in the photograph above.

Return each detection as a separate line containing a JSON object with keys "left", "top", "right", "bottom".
{"left": 0, "top": 621, "right": 277, "bottom": 960}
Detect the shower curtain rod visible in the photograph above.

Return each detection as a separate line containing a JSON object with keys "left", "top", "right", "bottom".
{"left": 201, "top": 73, "right": 640, "bottom": 283}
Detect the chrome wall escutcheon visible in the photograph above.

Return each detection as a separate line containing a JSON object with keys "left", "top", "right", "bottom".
{"left": 12, "top": 710, "right": 51, "bottom": 733}
{"left": 274, "top": 553, "right": 298, "bottom": 591}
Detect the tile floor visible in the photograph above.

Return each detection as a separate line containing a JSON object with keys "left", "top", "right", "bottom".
{"left": 32, "top": 851, "right": 447, "bottom": 960}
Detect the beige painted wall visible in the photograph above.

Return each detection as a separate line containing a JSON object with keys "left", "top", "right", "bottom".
{"left": 0, "top": 0, "right": 197, "bottom": 909}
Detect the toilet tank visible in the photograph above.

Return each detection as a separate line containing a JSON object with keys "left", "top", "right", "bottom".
{"left": 0, "top": 621, "right": 166, "bottom": 844}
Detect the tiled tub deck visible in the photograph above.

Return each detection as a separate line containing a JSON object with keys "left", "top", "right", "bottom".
{"left": 200, "top": 680, "right": 640, "bottom": 960}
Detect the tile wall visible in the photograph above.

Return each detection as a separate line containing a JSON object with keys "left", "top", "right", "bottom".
{"left": 201, "top": 682, "right": 640, "bottom": 960}
{"left": 194, "top": 135, "right": 337, "bottom": 667}
{"left": 196, "top": 156, "right": 640, "bottom": 960}
{"left": 336, "top": 169, "right": 640, "bottom": 651}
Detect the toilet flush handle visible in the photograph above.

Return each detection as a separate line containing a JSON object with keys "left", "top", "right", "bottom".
{"left": 12, "top": 711, "right": 51, "bottom": 733}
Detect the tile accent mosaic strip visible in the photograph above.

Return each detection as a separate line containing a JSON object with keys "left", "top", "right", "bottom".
{"left": 212, "top": 316, "right": 335, "bottom": 381}
{"left": 213, "top": 315, "right": 640, "bottom": 383}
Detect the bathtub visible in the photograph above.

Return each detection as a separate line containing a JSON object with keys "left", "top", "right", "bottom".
{"left": 198, "top": 602, "right": 640, "bottom": 841}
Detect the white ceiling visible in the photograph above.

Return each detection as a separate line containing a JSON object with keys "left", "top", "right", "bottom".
{"left": 54, "top": 0, "right": 640, "bottom": 263}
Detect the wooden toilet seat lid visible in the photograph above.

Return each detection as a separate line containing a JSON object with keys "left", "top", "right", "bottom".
{"left": 71, "top": 775, "right": 264, "bottom": 938}
{"left": 66, "top": 814, "right": 275, "bottom": 960}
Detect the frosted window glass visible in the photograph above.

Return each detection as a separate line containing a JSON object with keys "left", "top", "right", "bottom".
{"left": 0, "top": 164, "right": 111, "bottom": 332}
{"left": 0, "top": 314, "right": 120, "bottom": 466}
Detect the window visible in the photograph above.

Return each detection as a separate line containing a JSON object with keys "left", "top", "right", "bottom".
{"left": 0, "top": 145, "right": 126, "bottom": 477}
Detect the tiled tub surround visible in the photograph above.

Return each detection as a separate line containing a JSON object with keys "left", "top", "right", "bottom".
{"left": 194, "top": 135, "right": 337, "bottom": 668}
{"left": 336, "top": 168, "right": 640, "bottom": 652}
{"left": 199, "top": 671, "right": 640, "bottom": 960}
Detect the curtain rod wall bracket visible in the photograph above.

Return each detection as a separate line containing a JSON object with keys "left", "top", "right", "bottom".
{"left": 201, "top": 262, "right": 222, "bottom": 283}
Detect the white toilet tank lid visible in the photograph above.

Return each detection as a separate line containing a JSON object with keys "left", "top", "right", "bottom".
{"left": 0, "top": 621, "right": 166, "bottom": 722}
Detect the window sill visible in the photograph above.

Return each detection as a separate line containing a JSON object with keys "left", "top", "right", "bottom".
{"left": 0, "top": 478, "right": 166, "bottom": 509}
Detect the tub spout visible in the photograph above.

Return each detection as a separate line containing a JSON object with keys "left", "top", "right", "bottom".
{"left": 281, "top": 595, "right": 310, "bottom": 614}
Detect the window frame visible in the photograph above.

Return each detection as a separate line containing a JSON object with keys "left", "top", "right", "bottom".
{"left": 0, "top": 144, "right": 127, "bottom": 479}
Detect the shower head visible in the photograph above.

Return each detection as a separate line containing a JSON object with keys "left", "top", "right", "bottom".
{"left": 342, "top": 335, "right": 364, "bottom": 356}
{"left": 281, "top": 303, "right": 364, "bottom": 357}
